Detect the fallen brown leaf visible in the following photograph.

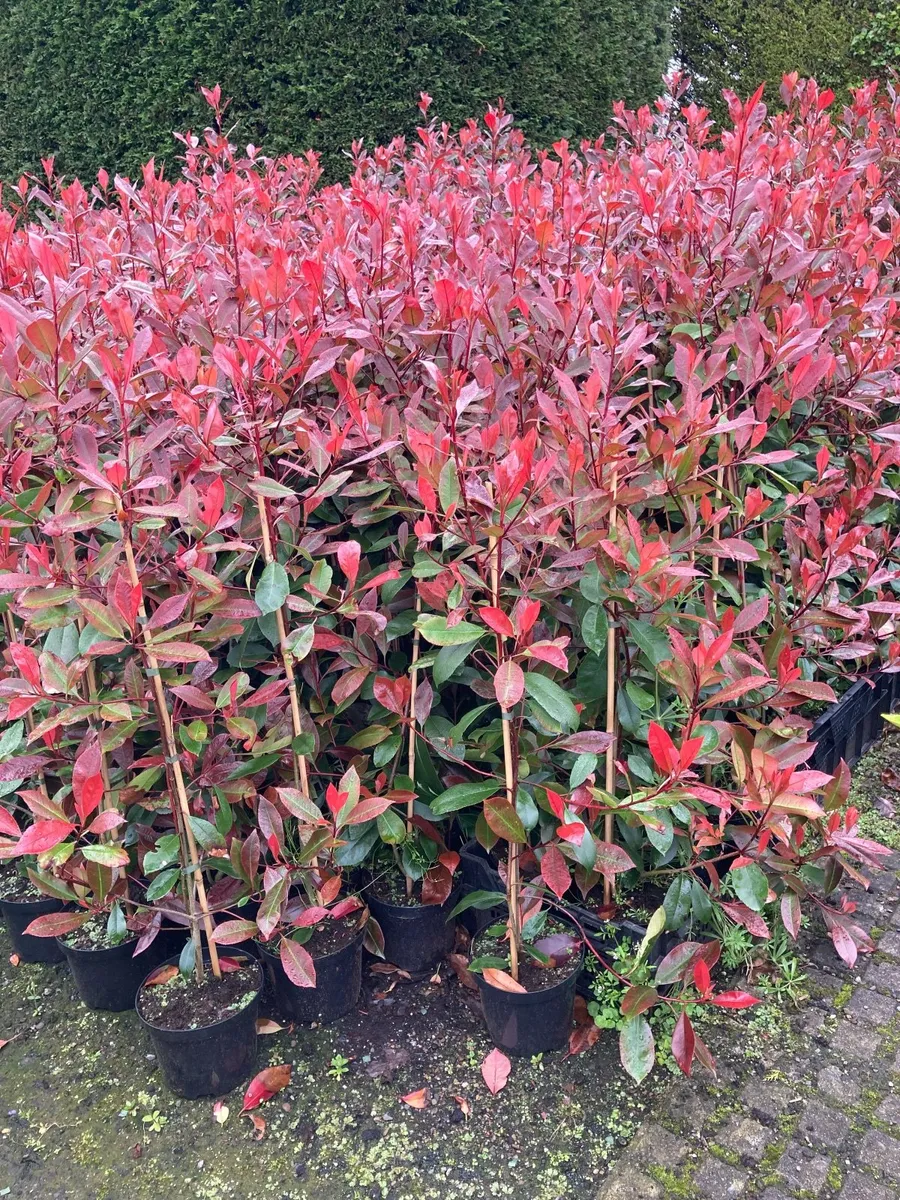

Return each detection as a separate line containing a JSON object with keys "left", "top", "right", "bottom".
{"left": 482, "top": 967, "right": 527, "bottom": 994}
{"left": 256, "top": 1018, "right": 286, "bottom": 1035}
{"left": 401, "top": 1088, "right": 429, "bottom": 1109}
{"left": 454, "top": 1095, "right": 471, "bottom": 1118}
{"left": 247, "top": 1112, "right": 266, "bottom": 1140}
{"left": 447, "top": 953, "right": 477, "bottom": 991}
{"left": 8, "top": 954, "right": 19, "bottom": 967}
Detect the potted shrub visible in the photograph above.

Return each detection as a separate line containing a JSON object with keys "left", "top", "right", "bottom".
{"left": 211, "top": 767, "right": 388, "bottom": 1023}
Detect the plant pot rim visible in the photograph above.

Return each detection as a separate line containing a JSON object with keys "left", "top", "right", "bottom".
{"left": 0, "top": 892, "right": 64, "bottom": 911}
{"left": 136, "top": 953, "right": 263, "bottom": 1036}
{"left": 364, "top": 882, "right": 460, "bottom": 916}
{"left": 257, "top": 919, "right": 366, "bottom": 968}
{"left": 473, "top": 942, "right": 585, "bottom": 1002}
{"left": 57, "top": 933, "right": 140, "bottom": 958}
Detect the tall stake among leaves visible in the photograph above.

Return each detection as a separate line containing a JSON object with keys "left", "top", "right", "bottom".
{"left": 120, "top": 524, "right": 221, "bottom": 982}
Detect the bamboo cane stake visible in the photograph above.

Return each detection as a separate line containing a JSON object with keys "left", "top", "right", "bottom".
{"left": 256, "top": 493, "right": 311, "bottom": 801}
{"left": 603, "top": 472, "right": 618, "bottom": 908}
{"left": 119, "top": 526, "right": 220, "bottom": 980}
{"left": 405, "top": 595, "right": 422, "bottom": 897}
{"left": 488, "top": 501, "right": 520, "bottom": 981}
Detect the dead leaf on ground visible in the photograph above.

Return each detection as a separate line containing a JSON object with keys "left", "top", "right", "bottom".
{"left": 369, "top": 963, "right": 411, "bottom": 979}
{"left": 247, "top": 1113, "right": 266, "bottom": 1140}
{"left": 429, "top": 970, "right": 442, "bottom": 985}
{"left": 241, "top": 1064, "right": 292, "bottom": 1113}
{"left": 874, "top": 794, "right": 896, "bottom": 818}
{"left": 454, "top": 1095, "right": 471, "bottom": 1118}
{"left": 401, "top": 1088, "right": 429, "bottom": 1109}
{"left": 882, "top": 767, "right": 900, "bottom": 791}
{"left": 212, "top": 1101, "right": 229, "bottom": 1125}
{"left": 567, "top": 1023, "right": 600, "bottom": 1056}
{"left": 130, "top": 1144, "right": 143, "bottom": 1160}
{"left": 8, "top": 954, "right": 19, "bottom": 967}
{"left": 447, "top": 953, "right": 477, "bottom": 991}
{"left": 256, "top": 1018, "right": 286, "bottom": 1035}
{"left": 481, "top": 1048, "right": 511, "bottom": 1095}
{"left": 365, "top": 1044, "right": 410, "bottom": 1081}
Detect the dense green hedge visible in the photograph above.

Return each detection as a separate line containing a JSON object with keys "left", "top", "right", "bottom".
{"left": 0, "top": 0, "right": 671, "bottom": 182}
{"left": 674, "top": 0, "right": 877, "bottom": 121}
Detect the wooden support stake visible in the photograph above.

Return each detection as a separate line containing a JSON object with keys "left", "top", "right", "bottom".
{"left": 405, "top": 596, "right": 422, "bottom": 897}
{"left": 489, "top": 503, "right": 519, "bottom": 981}
{"left": 256, "top": 493, "right": 311, "bottom": 801}
{"left": 603, "top": 475, "right": 618, "bottom": 908}
{"left": 120, "top": 525, "right": 220, "bottom": 981}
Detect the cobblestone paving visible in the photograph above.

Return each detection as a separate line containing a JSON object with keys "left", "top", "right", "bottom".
{"left": 597, "top": 856, "right": 900, "bottom": 1200}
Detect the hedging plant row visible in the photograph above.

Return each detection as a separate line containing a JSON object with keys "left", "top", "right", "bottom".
{"left": 0, "top": 74, "right": 896, "bottom": 1089}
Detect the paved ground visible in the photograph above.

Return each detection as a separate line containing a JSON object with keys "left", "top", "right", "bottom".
{"left": 598, "top": 854, "right": 900, "bottom": 1200}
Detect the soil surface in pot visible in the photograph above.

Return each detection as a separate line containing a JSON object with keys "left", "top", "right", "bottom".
{"left": 289, "top": 911, "right": 362, "bottom": 957}
{"left": 0, "top": 874, "right": 47, "bottom": 903}
{"left": 62, "top": 912, "right": 136, "bottom": 952}
{"left": 137, "top": 961, "right": 259, "bottom": 1030}
{"left": 367, "top": 871, "right": 443, "bottom": 908}
{"left": 473, "top": 920, "right": 581, "bottom": 992}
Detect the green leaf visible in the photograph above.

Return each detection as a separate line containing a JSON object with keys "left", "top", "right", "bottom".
{"left": 731, "top": 863, "right": 768, "bottom": 913}
{"left": 255, "top": 562, "right": 290, "bottom": 615}
{"left": 523, "top": 672, "right": 579, "bottom": 731}
{"left": 249, "top": 477, "right": 295, "bottom": 499}
{"left": 448, "top": 890, "right": 506, "bottom": 918}
{"left": 143, "top": 833, "right": 180, "bottom": 875}
{"left": 431, "top": 781, "right": 500, "bottom": 815}
{"left": 663, "top": 875, "right": 692, "bottom": 930}
{"left": 635, "top": 906, "right": 666, "bottom": 964}
{"left": 644, "top": 810, "right": 674, "bottom": 856}
{"left": 145, "top": 867, "right": 180, "bottom": 901}
{"left": 433, "top": 639, "right": 479, "bottom": 688}
{"left": 484, "top": 795, "right": 526, "bottom": 842}
{"left": 188, "top": 816, "right": 226, "bottom": 851}
{"left": 416, "top": 615, "right": 484, "bottom": 647}
{"left": 438, "top": 458, "right": 460, "bottom": 512}
{"left": 626, "top": 618, "right": 671, "bottom": 667}
{"left": 81, "top": 843, "right": 129, "bottom": 867}
{"left": 581, "top": 605, "right": 607, "bottom": 656}
{"left": 619, "top": 1015, "right": 655, "bottom": 1084}
{"left": 374, "top": 734, "right": 401, "bottom": 768}
{"left": 468, "top": 955, "right": 510, "bottom": 972}
{"left": 569, "top": 753, "right": 597, "bottom": 788}
{"left": 286, "top": 623, "right": 315, "bottom": 662}
{"left": 376, "top": 807, "right": 407, "bottom": 844}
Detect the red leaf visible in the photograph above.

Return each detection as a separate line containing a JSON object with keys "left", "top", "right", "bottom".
{"left": 241, "top": 1064, "right": 292, "bottom": 1113}
{"left": 781, "top": 892, "right": 801, "bottom": 940}
{"left": 24, "top": 911, "right": 89, "bottom": 938}
{"left": 540, "top": 844, "right": 570, "bottom": 899}
{"left": 13, "top": 819, "right": 74, "bottom": 857}
{"left": 480, "top": 1048, "right": 511, "bottom": 1095}
{"left": 280, "top": 938, "right": 317, "bottom": 988}
{"left": 711, "top": 991, "right": 762, "bottom": 1010}
{"left": 337, "top": 541, "right": 361, "bottom": 590}
{"left": 401, "top": 1088, "right": 429, "bottom": 1108}
{"left": 718, "top": 901, "right": 770, "bottom": 939}
{"left": 693, "top": 958, "right": 711, "bottom": 997}
{"left": 480, "top": 607, "right": 514, "bottom": 638}
{"left": 373, "top": 675, "right": 410, "bottom": 716}
{"left": 648, "top": 722, "right": 678, "bottom": 774}
{"left": 494, "top": 660, "right": 524, "bottom": 710}
{"left": 421, "top": 863, "right": 453, "bottom": 906}
{"left": 671, "top": 1010, "right": 695, "bottom": 1076}
{"left": 9, "top": 643, "right": 40, "bottom": 689}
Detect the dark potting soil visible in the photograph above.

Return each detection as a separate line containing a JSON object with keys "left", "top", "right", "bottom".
{"left": 473, "top": 922, "right": 581, "bottom": 993}
{"left": 368, "top": 872, "right": 431, "bottom": 908}
{"left": 63, "top": 912, "right": 135, "bottom": 952}
{"left": 266, "top": 911, "right": 363, "bottom": 959}
{"left": 0, "top": 873, "right": 46, "bottom": 903}
{"left": 136, "top": 961, "right": 259, "bottom": 1031}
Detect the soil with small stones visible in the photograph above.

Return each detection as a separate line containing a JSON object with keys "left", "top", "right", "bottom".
{"left": 366, "top": 872, "right": 435, "bottom": 908}
{"left": 261, "top": 913, "right": 363, "bottom": 960}
{"left": 137, "top": 962, "right": 260, "bottom": 1030}
{"left": 63, "top": 914, "right": 135, "bottom": 953}
{"left": 0, "top": 874, "right": 47, "bottom": 903}
{"left": 0, "top": 919, "right": 663, "bottom": 1200}
{"left": 472, "top": 924, "right": 582, "bottom": 992}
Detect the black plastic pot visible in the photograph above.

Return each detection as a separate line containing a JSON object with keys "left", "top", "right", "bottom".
{"left": 136, "top": 954, "right": 262, "bottom": 1098}
{"left": 58, "top": 934, "right": 171, "bottom": 1012}
{"left": 0, "top": 894, "right": 65, "bottom": 963}
{"left": 259, "top": 924, "right": 364, "bottom": 1024}
{"left": 476, "top": 947, "right": 584, "bottom": 1056}
{"left": 365, "top": 885, "right": 459, "bottom": 973}
{"left": 458, "top": 840, "right": 506, "bottom": 933}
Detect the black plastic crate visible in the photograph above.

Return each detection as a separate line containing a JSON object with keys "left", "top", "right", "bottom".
{"left": 809, "top": 671, "right": 900, "bottom": 775}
